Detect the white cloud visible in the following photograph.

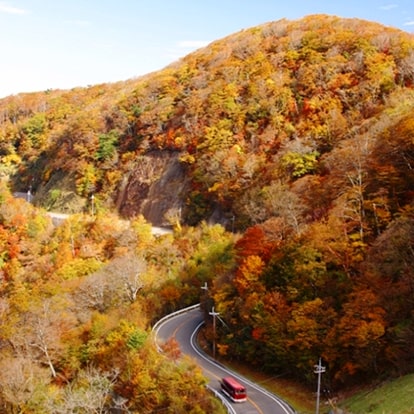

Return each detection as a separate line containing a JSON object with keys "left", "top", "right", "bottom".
{"left": 403, "top": 20, "right": 414, "bottom": 26}
{"left": 0, "top": 1, "right": 27, "bottom": 14}
{"left": 380, "top": 4, "right": 398, "bottom": 10}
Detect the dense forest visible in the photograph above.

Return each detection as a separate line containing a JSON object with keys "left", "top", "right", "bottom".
{"left": 0, "top": 184, "right": 230, "bottom": 413}
{"left": 1, "top": 13, "right": 414, "bottom": 412}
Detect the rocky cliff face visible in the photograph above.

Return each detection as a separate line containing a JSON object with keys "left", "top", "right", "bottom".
{"left": 115, "top": 152, "right": 189, "bottom": 227}
{"left": 30, "top": 151, "right": 190, "bottom": 227}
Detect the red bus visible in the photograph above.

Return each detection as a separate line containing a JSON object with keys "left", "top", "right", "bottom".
{"left": 220, "top": 376, "right": 247, "bottom": 402}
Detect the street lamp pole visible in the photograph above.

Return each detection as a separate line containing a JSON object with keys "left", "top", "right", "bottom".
{"left": 314, "top": 358, "right": 326, "bottom": 414}
{"left": 209, "top": 306, "right": 220, "bottom": 359}
{"left": 27, "top": 185, "right": 32, "bottom": 203}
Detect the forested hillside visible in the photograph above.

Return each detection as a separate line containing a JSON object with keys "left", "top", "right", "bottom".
{"left": 2, "top": 14, "right": 414, "bottom": 228}
{"left": 0, "top": 183, "right": 231, "bottom": 413}
{"left": 1, "top": 13, "right": 414, "bottom": 411}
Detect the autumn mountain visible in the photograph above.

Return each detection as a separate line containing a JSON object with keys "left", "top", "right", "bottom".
{"left": 1, "top": 13, "right": 414, "bottom": 406}
{"left": 0, "top": 14, "right": 412, "bottom": 228}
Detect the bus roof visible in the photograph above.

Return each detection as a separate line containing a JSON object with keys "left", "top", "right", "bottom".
{"left": 222, "top": 376, "right": 245, "bottom": 390}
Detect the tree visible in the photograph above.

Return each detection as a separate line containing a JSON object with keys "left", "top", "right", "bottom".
{"left": 105, "top": 253, "right": 147, "bottom": 303}
{"left": 262, "top": 181, "right": 306, "bottom": 234}
{"left": 290, "top": 244, "right": 328, "bottom": 301}
{"left": 286, "top": 298, "right": 336, "bottom": 371}
{"left": 280, "top": 150, "right": 320, "bottom": 178}
{"left": 72, "top": 253, "right": 148, "bottom": 316}
{"left": 325, "top": 133, "right": 373, "bottom": 242}
{"left": 234, "top": 254, "right": 266, "bottom": 296}
{"left": 75, "top": 271, "right": 109, "bottom": 313}
{"left": 235, "top": 224, "right": 274, "bottom": 260}
{"left": 21, "top": 297, "right": 77, "bottom": 378}
{"left": 0, "top": 356, "right": 50, "bottom": 414}
{"left": 20, "top": 113, "right": 47, "bottom": 151}
{"left": 331, "top": 288, "right": 386, "bottom": 383}
{"left": 95, "top": 130, "right": 119, "bottom": 162}
{"left": 44, "top": 367, "right": 118, "bottom": 414}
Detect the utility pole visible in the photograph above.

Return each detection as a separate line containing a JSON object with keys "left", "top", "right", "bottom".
{"left": 90, "top": 194, "right": 95, "bottom": 216}
{"left": 201, "top": 282, "right": 208, "bottom": 312}
{"left": 314, "top": 358, "right": 326, "bottom": 414}
{"left": 209, "top": 306, "right": 220, "bottom": 359}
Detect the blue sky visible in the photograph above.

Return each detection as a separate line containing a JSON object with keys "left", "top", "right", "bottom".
{"left": 1, "top": 0, "right": 413, "bottom": 98}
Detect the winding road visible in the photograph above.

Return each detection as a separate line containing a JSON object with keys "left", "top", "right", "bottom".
{"left": 153, "top": 305, "right": 296, "bottom": 414}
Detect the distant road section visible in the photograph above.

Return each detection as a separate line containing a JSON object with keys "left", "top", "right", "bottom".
{"left": 13, "top": 191, "right": 32, "bottom": 202}
{"left": 47, "top": 212, "right": 70, "bottom": 226}
{"left": 13, "top": 192, "right": 172, "bottom": 235}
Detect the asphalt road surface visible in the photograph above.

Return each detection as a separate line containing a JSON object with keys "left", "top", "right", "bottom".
{"left": 153, "top": 305, "right": 296, "bottom": 414}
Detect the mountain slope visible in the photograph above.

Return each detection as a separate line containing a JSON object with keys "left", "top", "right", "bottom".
{"left": 1, "top": 13, "right": 414, "bottom": 390}
{"left": 1, "top": 14, "right": 413, "bottom": 228}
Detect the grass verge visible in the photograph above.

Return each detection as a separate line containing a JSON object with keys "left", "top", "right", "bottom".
{"left": 338, "top": 374, "right": 414, "bottom": 414}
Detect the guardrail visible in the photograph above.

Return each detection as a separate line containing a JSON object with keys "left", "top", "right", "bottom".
{"left": 152, "top": 303, "right": 236, "bottom": 414}
{"left": 208, "top": 386, "right": 237, "bottom": 414}
{"left": 151, "top": 303, "right": 200, "bottom": 352}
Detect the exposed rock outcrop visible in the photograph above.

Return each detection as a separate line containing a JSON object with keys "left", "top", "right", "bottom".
{"left": 116, "top": 151, "right": 189, "bottom": 226}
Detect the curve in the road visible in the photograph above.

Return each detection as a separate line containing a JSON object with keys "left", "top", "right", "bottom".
{"left": 189, "top": 321, "right": 295, "bottom": 414}
{"left": 153, "top": 304, "right": 297, "bottom": 414}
